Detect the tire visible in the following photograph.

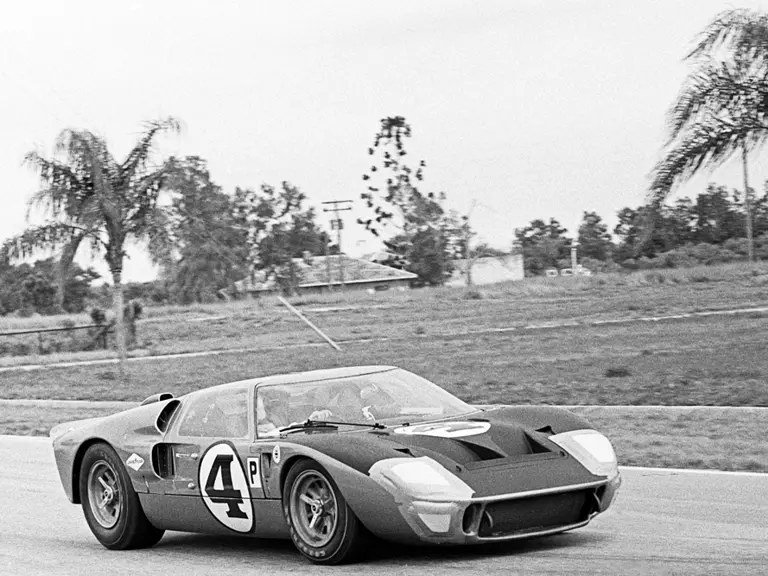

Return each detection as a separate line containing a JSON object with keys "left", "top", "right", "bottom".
{"left": 283, "top": 459, "right": 367, "bottom": 564}
{"left": 79, "top": 443, "right": 164, "bottom": 550}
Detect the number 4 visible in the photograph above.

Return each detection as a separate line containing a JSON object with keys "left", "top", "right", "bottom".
{"left": 204, "top": 454, "right": 247, "bottom": 519}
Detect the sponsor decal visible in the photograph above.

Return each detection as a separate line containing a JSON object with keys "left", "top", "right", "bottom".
{"left": 246, "top": 457, "right": 261, "bottom": 489}
{"left": 198, "top": 442, "right": 254, "bottom": 533}
{"left": 125, "top": 453, "right": 144, "bottom": 471}
{"left": 392, "top": 421, "right": 491, "bottom": 438}
{"left": 272, "top": 444, "right": 281, "bottom": 464}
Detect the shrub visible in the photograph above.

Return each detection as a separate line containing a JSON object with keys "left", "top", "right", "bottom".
{"left": 463, "top": 289, "right": 484, "bottom": 300}
{"left": 604, "top": 366, "right": 631, "bottom": 378}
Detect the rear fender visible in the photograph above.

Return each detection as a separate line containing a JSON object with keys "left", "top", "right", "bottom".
{"left": 52, "top": 399, "right": 180, "bottom": 503}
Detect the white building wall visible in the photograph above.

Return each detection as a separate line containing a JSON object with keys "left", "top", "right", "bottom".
{"left": 446, "top": 255, "right": 524, "bottom": 287}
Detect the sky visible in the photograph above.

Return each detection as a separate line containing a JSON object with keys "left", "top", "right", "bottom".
{"left": 2, "top": 0, "right": 768, "bottom": 282}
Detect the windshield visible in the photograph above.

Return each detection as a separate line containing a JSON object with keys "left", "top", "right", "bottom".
{"left": 255, "top": 368, "right": 475, "bottom": 437}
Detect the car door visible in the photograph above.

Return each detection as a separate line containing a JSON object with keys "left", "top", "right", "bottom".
{"left": 153, "top": 386, "right": 258, "bottom": 535}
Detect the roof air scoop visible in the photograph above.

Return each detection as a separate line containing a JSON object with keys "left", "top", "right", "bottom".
{"left": 141, "top": 392, "right": 174, "bottom": 406}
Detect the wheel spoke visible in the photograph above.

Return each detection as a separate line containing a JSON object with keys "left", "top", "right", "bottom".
{"left": 299, "top": 494, "right": 315, "bottom": 506}
{"left": 98, "top": 476, "right": 110, "bottom": 490}
{"left": 309, "top": 512, "right": 321, "bottom": 529}
{"left": 306, "top": 484, "right": 321, "bottom": 501}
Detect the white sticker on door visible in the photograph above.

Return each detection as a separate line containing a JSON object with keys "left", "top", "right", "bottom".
{"left": 246, "top": 457, "right": 261, "bottom": 489}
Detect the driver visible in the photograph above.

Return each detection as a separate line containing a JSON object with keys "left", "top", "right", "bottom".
{"left": 308, "top": 382, "right": 400, "bottom": 422}
{"left": 257, "top": 387, "right": 337, "bottom": 436}
{"left": 257, "top": 389, "right": 295, "bottom": 437}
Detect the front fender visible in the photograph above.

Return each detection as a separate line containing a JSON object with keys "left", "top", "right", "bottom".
{"left": 258, "top": 441, "right": 416, "bottom": 541}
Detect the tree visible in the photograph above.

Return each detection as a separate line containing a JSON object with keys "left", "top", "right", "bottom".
{"left": 691, "top": 184, "right": 744, "bottom": 244}
{"left": 514, "top": 218, "right": 571, "bottom": 275}
{"left": 577, "top": 211, "right": 613, "bottom": 261}
{"left": 358, "top": 116, "right": 457, "bottom": 285}
{"left": 650, "top": 12, "right": 768, "bottom": 262}
{"left": 166, "top": 157, "right": 247, "bottom": 303}
{"left": 233, "top": 182, "right": 330, "bottom": 294}
{"left": 1, "top": 118, "right": 180, "bottom": 371}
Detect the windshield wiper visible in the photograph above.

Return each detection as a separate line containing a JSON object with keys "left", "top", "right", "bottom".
{"left": 279, "top": 419, "right": 386, "bottom": 434}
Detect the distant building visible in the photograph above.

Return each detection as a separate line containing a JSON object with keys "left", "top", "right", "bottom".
{"left": 445, "top": 255, "right": 524, "bottom": 287}
{"left": 233, "top": 254, "right": 417, "bottom": 295}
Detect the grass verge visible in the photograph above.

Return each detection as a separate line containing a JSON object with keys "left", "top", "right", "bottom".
{"left": 1, "top": 314, "right": 767, "bottom": 407}
{"left": 3, "top": 402, "right": 764, "bottom": 473}
{"left": 3, "top": 261, "right": 768, "bottom": 363}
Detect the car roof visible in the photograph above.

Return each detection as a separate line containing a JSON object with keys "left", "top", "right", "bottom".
{"left": 203, "top": 365, "right": 399, "bottom": 393}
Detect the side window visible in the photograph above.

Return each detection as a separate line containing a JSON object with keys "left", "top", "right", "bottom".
{"left": 177, "top": 388, "right": 249, "bottom": 438}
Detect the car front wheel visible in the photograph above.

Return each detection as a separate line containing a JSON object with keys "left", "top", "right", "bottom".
{"left": 79, "top": 443, "right": 164, "bottom": 550}
{"left": 283, "top": 459, "right": 366, "bottom": 564}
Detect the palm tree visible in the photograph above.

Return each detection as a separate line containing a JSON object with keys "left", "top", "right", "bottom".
{"left": 2, "top": 118, "right": 180, "bottom": 372}
{"left": 650, "top": 51, "right": 768, "bottom": 263}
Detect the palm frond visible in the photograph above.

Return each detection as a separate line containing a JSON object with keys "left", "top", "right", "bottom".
{"left": 650, "top": 118, "right": 749, "bottom": 203}
{"left": 1, "top": 222, "right": 96, "bottom": 261}
{"left": 667, "top": 56, "right": 768, "bottom": 140}
{"left": 120, "top": 117, "right": 180, "bottom": 181}
{"left": 123, "top": 160, "right": 176, "bottom": 231}
{"left": 23, "top": 152, "right": 89, "bottom": 219}
{"left": 688, "top": 9, "right": 768, "bottom": 62}
{"left": 668, "top": 59, "right": 741, "bottom": 140}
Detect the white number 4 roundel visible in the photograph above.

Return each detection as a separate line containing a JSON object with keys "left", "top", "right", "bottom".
{"left": 198, "top": 442, "right": 253, "bottom": 533}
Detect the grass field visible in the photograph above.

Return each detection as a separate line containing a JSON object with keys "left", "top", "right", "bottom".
{"left": 3, "top": 262, "right": 768, "bottom": 364}
{"left": 1, "top": 313, "right": 767, "bottom": 407}
{"left": 3, "top": 401, "right": 764, "bottom": 472}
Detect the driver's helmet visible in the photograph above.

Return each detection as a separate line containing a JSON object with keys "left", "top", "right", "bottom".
{"left": 258, "top": 387, "right": 291, "bottom": 425}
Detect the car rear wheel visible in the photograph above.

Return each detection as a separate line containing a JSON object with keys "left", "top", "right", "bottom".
{"left": 79, "top": 443, "right": 164, "bottom": 550}
{"left": 283, "top": 459, "right": 366, "bottom": 564}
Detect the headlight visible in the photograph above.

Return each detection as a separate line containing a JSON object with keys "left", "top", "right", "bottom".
{"left": 549, "top": 429, "right": 618, "bottom": 477}
{"left": 369, "top": 456, "right": 474, "bottom": 501}
{"left": 572, "top": 432, "right": 616, "bottom": 464}
{"left": 390, "top": 461, "right": 451, "bottom": 487}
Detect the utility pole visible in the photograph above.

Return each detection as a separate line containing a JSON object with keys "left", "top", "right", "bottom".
{"left": 571, "top": 241, "right": 579, "bottom": 274}
{"left": 322, "top": 200, "right": 352, "bottom": 287}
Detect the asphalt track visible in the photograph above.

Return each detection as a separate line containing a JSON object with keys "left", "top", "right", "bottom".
{"left": 1, "top": 436, "right": 766, "bottom": 576}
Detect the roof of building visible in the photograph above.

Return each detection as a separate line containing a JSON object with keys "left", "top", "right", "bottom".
{"left": 234, "top": 255, "right": 417, "bottom": 292}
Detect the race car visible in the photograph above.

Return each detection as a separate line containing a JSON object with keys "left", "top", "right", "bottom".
{"left": 50, "top": 365, "right": 621, "bottom": 564}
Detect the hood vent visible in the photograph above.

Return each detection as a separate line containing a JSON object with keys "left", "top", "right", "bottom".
{"left": 526, "top": 433, "right": 554, "bottom": 454}
{"left": 455, "top": 440, "right": 506, "bottom": 461}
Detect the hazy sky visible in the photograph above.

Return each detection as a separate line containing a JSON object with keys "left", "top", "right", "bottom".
{"left": 2, "top": 0, "right": 768, "bottom": 282}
